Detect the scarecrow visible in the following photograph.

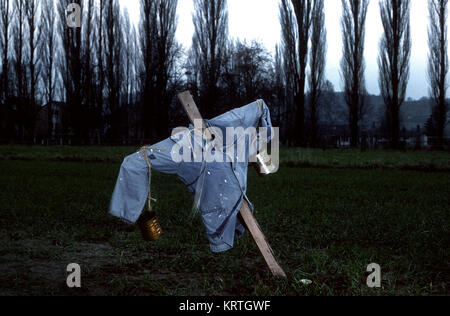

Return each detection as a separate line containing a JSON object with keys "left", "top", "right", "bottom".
{"left": 109, "top": 92, "right": 286, "bottom": 277}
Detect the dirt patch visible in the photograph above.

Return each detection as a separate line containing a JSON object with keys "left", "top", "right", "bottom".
{"left": 0, "top": 238, "right": 125, "bottom": 295}
{"left": 0, "top": 237, "right": 225, "bottom": 295}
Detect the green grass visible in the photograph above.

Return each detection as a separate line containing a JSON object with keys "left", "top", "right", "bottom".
{"left": 0, "top": 147, "right": 449, "bottom": 295}
{"left": 0, "top": 145, "right": 134, "bottom": 163}
{"left": 1, "top": 145, "right": 449, "bottom": 171}
{"left": 281, "top": 147, "right": 450, "bottom": 171}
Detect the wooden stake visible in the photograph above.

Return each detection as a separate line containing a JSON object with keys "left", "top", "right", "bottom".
{"left": 177, "top": 91, "right": 213, "bottom": 140}
{"left": 177, "top": 91, "right": 287, "bottom": 278}
{"left": 239, "top": 200, "right": 287, "bottom": 278}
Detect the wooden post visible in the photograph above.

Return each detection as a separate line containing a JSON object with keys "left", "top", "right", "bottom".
{"left": 177, "top": 91, "right": 213, "bottom": 140}
{"left": 177, "top": 91, "right": 287, "bottom": 278}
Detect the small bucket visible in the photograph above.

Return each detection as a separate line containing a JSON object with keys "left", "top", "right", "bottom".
{"left": 137, "top": 211, "right": 162, "bottom": 241}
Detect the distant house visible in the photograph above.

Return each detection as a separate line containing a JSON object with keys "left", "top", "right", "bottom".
{"left": 401, "top": 98, "right": 433, "bottom": 131}
{"left": 406, "top": 134, "right": 429, "bottom": 149}
{"left": 315, "top": 124, "right": 350, "bottom": 148}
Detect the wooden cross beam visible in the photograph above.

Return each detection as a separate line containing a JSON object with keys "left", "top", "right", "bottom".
{"left": 177, "top": 91, "right": 287, "bottom": 278}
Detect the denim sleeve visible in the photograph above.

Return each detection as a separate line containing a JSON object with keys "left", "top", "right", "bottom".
{"left": 109, "top": 138, "right": 179, "bottom": 224}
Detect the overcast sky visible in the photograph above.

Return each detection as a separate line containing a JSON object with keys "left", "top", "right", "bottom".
{"left": 122, "top": 0, "right": 432, "bottom": 100}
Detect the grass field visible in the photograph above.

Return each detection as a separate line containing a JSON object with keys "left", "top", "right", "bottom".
{"left": 0, "top": 146, "right": 449, "bottom": 296}
{"left": 1, "top": 145, "right": 450, "bottom": 171}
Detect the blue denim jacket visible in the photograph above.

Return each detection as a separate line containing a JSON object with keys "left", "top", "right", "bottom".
{"left": 109, "top": 100, "right": 273, "bottom": 252}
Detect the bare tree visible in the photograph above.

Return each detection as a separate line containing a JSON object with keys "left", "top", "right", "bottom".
{"left": 41, "top": 0, "right": 57, "bottom": 141}
{"left": 25, "top": 0, "right": 41, "bottom": 107}
{"left": 10, "top": 0, "right": 37, "bottom": 141}
{"left": 279, "top": 0, "right": 300, "bottom": 145}
{"left": 378, "top": 0, "right": 411, "bottom": 149}
{"left": 140, "top": 0, "right": 179, "bottom": 141}
{"left": 26, "top": 0, "right": 42, "bottom": 142}
{"left": 122, "top": 9, "right": 133, "bottom": 106}
{"left": 319, "top": 80, "right": 338, "bottom": 123}
{"left": 96, "top": 0, "right": 105, "bottom": 141}
{"left": 58, "top": 0, "right": 83, "bottom": 143}
{"left": 81, "top": 0, "right": 97, "bottom": 143}
{"left": 273, "top": 44, "right": 285, "bottom": 130}
{"left": 291, "top": 0, "right": 313, "bottom": 146}
{"left": 274, "top": 44, "right": 292, "bottom": 141}
{"left": 132, "top": 26, "right": 141, "bottom": 107}
{"left": 192, "top": 0, "right": 228, "bottom": 118}
{"left": 428, "top": 0, "right": 449, "bottom": 149}
{"left": 153, "top": 0, "right": 179, "bottom": 139}
{"left": 340, "top": 0, "right": 369, "bottom": 148}
{"left": 308, "top": 0, "right": 326, "bottom": 147}
{"left": 104, "top": 0, "right": 123, "bottom": 141}
{"left": 227, "top": 40, "right": 272, "bottom": 103}
{"left": 0, "top": 0, "right": 11, "bottom": 102}
{"left": 126, "top": 25, "right": 141, "bottom": 140}
{"left": 13, "top": 0, "right": 27, "bottom": 98}
{"left": 120, "top": 10, "right": 137, "bottom": 141}
{"left": 140, "top": 0, "right": 156, "bottom": 140}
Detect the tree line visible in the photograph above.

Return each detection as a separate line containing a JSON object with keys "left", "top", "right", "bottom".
{"left": 281, "top": 0, "right": 448, "bottom": 149}
{"left": 0, "top": 0, "right": 448, "bottom": 148}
